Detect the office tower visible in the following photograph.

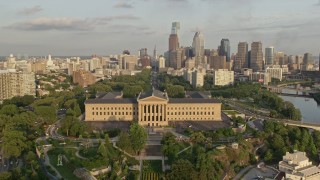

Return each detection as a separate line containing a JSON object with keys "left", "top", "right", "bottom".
{"left": 235, "top": 42, "right": 248, "bottom": 71}
{"left": 184, "top": 47, "right": 194, "bottom": 58}
{"left": 302, "top": 53, "right": 314, "bottom": 71}
{"left": 250, "top": 42, "right": 263, "bottom": 72}
{"left": 303, "top": 53, "right": 314, "bottom": 65}
{"left": 169, "top": 34, "right": 179, "bottom": 51}
{"left": 140, "top": 56, "right": 151, "bottom": 68}
{"left": 171, "top": 22, "right": 180, "bottom": 36}
{"left": 169, "top": 48, "right": 184, "bottom": 69}
{"left": 265, "top": 47, "right": 274, "bottom": 66}
{"left": 275, "top": 52, "right": 285, "bottom": 65}
{"left": 139, "top": 48, "right": 148, "bottom": 58}
{"left": 208, "top": 56, "right": 227, "bottom": 70}
{"left": 219, "top": 39, "right": 231, "bottom": 62}
{"left": 122, "top": 55, "right": 137, "bottom": 70}
{"left": 192, "top": 32, "right": 204, "bottom": 57}
{"left": 72, "top": 70, "right": 96, "bottom": 88}
{"left": 288, "top": 55, "right": 295, "bottom": 64}
{"left": 213, "top": 69, "right": 234, "bottom": 86}
{"left": 0, "top": 71, "right": 35, "bottom": 101}
{"left": 153, "top": 46, "right": 158, "bottom": 60}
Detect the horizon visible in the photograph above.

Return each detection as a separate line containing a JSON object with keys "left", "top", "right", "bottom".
{"left": 1, "top": 0, "right": 320, "bottom": 56}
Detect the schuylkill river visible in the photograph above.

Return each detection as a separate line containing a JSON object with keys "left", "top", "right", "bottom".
{"left": 279, "top": 94, "right": 320, "bottom": 124}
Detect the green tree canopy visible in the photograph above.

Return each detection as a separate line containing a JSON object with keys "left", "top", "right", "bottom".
{"left": 129, "top": 123, "right": 147, "bottom": 153}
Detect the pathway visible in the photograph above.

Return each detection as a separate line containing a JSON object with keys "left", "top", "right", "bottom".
{"left": 43, "top": 147, "right": 62, "bottom": 179}
{"left": 232, "top": 165, "right": 254, "bottom": 180}
{"left": 177, "top": 145, "right": 192, "bottom": 155}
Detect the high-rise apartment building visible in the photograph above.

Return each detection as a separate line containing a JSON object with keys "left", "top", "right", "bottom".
{"left": 0, "top": 70, "right": 35, "bottom": 102}
{"left": 250, "top": 42, "right": 263, "bottom": 72}
{"left": 192, "top": 32, "right": 204, "bottom": 57}
{"left": 192, "top": 69, "right": 206, "bottom": 88}
{"left": 265, "top": 47, "right": 274, "bottom": 66}
{"left": 266, "top": 67, "right": 283, "bottom": 81}
{"left": 213, "top": 69, "right": 234, "bottom": 86}
{"left": 235, "top": 42, "right": 248, "bottom": 71}
{"left": 219, "top": 39, "right": 231, "bottom": 62}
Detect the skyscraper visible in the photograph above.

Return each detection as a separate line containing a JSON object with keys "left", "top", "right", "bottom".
{"left": 192, "top": 32, "right": 204, "bottom": 57}
{"left": 235, "top": 42, "right": 248, "bottom": 71}
{"left": 219, "top": 39, "right": 231, "bottom": 62}
{"left": 265, "top": 47, "right": 274, "bottom": 66}
{"left": 303, "top": 53, "right": 314, "bottom": 65}
{"left": 169, "top": 34, "right": 179, "bottom": 51}
{"left": 250, "top": 42, "right": 263, "bottom": 72}
{"left": 171, "top": 22, "right": 180, "bottom": 36}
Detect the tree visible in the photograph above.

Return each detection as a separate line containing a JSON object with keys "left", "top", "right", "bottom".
{"left": 34, "top": 106, "right": 57, "bottom": 124}
{"left": 105, "top": 134, "right": 110, "bottom": 145}
{"left": 0, "top": 104, "right": 19, "bottom": 116}
{"left": 161, "top": 133, "right": 180, "bottom": 163}
{"left": 0, "top": 129, "right": 27, "bottom": 158}
{"left": 117, "top": 131, "right": 132, "bottom": 153}
{"left": 129, "top": 123, "right": 147, "bottom": 154}
{"left": 191, "top": 132, "right": 206, "bottom": 144}
{"left": 98, "top": 143, "right": 108, "bottom": 157}
{"left": 166, "top": 159, "right": 197, "bottom": 180}
{"left": 166, "top": 85, "right": 185, "bottom": 98}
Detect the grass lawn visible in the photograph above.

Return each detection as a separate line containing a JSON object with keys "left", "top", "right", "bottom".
{"left": 47, "top": 149, "right": 79, "bottom": 180}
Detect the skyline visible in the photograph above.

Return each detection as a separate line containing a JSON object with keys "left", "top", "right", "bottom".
{"left": 1, "top": 0, "right": 320, "bottom": 56}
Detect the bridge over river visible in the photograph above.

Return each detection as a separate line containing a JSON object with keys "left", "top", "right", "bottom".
{"left": 282, "top": 120, "right": 320, "bottom": 131}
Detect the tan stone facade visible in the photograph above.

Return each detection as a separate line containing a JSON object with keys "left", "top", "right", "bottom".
{"left": 85, "top": 91, "right": 222, "bottom": 127}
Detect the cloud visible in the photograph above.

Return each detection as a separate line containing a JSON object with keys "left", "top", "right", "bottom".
{"left": 4, "top": 15, "right": 140, "bottom": 31}
{"left": 114, "top": 2, "right": 133, "bottom": 8}
{"left": 18, "top": 5, "right": 43, "bottom": 15}
{"left": 315, "top": 0, "right": 320, "bottom": 6}
{"left": 6, "top": 17, "right": 93, "bottom": 31}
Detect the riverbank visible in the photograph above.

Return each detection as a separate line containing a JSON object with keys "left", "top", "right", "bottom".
{"left": 311, "top": 93, "right": 320, "bottom": 104}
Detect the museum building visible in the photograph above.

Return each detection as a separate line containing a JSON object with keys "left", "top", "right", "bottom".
{"left": 85, "top": 90, "right": 222, "bottom": 127}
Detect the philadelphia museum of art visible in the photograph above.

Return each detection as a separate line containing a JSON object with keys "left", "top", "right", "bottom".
{"left": 85, "top": 89, "right": 222, "bottom": 127}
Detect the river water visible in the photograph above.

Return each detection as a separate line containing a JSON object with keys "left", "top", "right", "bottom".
{"left": 279, "top": 91, "right": 320, "bottom": 124}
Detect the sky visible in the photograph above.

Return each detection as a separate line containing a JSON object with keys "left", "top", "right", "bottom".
{"left": 0, "top": 0, "right": 320, "bottom": 56}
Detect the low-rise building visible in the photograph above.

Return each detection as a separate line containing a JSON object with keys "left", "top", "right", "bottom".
{"left": 279, "top": 151, "right": 320, "bottom": 180}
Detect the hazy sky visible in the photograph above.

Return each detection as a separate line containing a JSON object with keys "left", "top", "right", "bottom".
{"left": 1, "top": 0, "right": 320, "bottom": 56}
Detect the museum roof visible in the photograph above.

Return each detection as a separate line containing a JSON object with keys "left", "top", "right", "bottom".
{"left": 138, "top": 88, "right": 168, "bottom": 100}
{"left": 85, "top": 98, "right": 137, "bottom": 104}
{"left": 169, "top": 98, "right": 220, "bottom": 104}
